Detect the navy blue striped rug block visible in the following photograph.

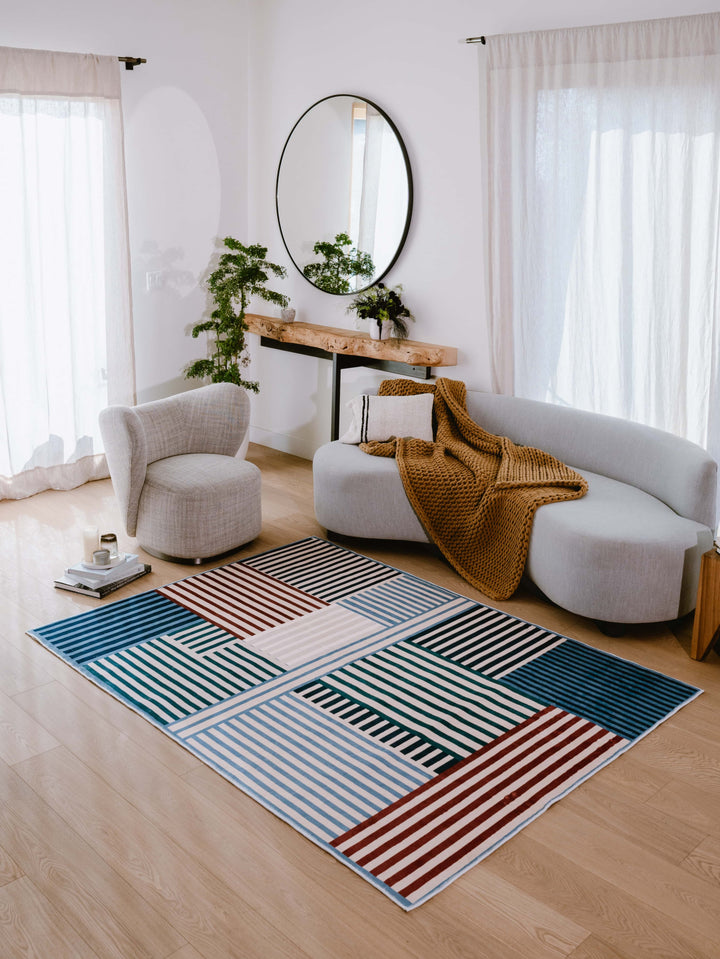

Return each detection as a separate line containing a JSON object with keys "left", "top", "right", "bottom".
{"left": 29, "top": 537, "right": 701, "bottom": 910}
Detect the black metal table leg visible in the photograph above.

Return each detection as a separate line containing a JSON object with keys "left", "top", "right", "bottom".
{"left": 331, "top": 354, "right": 343, "bottom": 441}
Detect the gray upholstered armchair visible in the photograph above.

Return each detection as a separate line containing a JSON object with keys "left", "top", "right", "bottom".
{"left": 99, "top": 383, "right": 261, "bottom": 563}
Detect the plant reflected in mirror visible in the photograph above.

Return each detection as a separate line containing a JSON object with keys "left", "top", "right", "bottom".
{"left": 302, "top": 232, "right": 375, "bottom": 294}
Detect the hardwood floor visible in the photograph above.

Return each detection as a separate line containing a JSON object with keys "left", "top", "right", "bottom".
{"left": 1, "top": 443, "right": 718, "bottom": 959}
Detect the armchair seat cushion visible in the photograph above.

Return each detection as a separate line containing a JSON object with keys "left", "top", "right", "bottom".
{"left": 138, "top": 453, "right": 261, "bottom": 560}
{"left": 313, "top": 440, "right": 427, "bottom": 542}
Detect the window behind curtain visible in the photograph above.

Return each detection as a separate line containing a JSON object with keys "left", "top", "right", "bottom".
{"left": 0, "top": 47, "right": 134, "bottom": 500}
{"left": 483, "top": 14, "right": 720, "bottom": 476}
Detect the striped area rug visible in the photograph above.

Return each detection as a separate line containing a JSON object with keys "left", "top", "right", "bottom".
{"left": 29, "top": 537, "right": 701, "bottom": 910}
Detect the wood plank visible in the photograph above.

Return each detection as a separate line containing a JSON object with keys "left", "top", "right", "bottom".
{"left": 13, "top": 746, "right": 312, "bottom": 959}
{"left": 166, "top": 947, "right": 206, "bottom": 959}
{"left": 567, "top": 936, "right": 631, "bottom": 959}
{"left": 681, "top": 836, "right": 720, "bottom": 887}
{"left": 629, "top": 724, "right": 720, "bottom": 791}
{"left": 559, "top": 776, "right": 704, "bottom": 864}
{"left": 485, "top": 835, "right": 720, "bottom": 959}
{"left": 0, "top": 688, "right": 59, "bottom": 765}
{"left": 577, "top": 754, "right": 671, "bottom": 805}
{"left": 0, "top": 757, "right": 185, "bottom": 959}
{"left": 445, "top": 867, "right": 589, "bottom": 957}
{"left": 647, "top": 779, "right": 720, "bottom": 840}
{"left": 0, "top": 877, "right": 101, "bottom": 959}
{"left": 0, "top": 641, "right": 54, "bottom": 698}
{"left": 525, "top": 804, "right": 720, "bottom": 945}
{"left": 0, "top": 840, "right": 22, "bottom": 888}
{"left": 245, "top": 313, "right": 458, "bottom": 367}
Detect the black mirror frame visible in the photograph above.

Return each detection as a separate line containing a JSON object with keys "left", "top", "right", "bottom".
{"left": 275, "top": 94, "right": 414, "bottom": 296}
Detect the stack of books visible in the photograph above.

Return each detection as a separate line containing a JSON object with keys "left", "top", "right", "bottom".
{"left": 55, "top": 553, "right": 151, "bottom": 597}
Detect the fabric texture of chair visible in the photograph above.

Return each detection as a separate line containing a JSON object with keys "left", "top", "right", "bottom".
{"left": 99, "top": 383, "right": 261, "bottom": 562}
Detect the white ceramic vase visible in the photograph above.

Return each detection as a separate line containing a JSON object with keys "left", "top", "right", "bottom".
{"left": 369, "top": 320, "right": 392, "bottom": 341}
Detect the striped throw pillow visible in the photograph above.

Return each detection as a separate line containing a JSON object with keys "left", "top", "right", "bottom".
{"left": 340, "top": 393, "right": 434, "bottom": 444}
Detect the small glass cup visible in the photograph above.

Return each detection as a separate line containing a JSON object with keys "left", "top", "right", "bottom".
{"left": 100, "top": 533, "right": 119, "bottom": 560}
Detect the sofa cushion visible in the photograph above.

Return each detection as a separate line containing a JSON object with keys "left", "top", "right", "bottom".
{"left": 313, "top": 441, "right": 428, "bottom": 541}
{"left": 526, "top": 469, "right": 711, "bottom": 622}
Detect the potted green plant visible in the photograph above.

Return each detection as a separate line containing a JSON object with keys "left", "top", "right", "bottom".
{"left": 346, "top": 282, "right": 415, "bottom": 340}
{"left": 186, "top": 237, "right": 288, "bottom": 392}
{"left": 302, "top": 232, "right": 375, "bottom": 294}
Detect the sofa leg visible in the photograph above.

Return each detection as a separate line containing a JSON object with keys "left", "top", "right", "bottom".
{"left": 325, "top": 529, "right": 352, "bottom": 543}
{"left": 596, "top": 620, "right": 626, "bottom": 637}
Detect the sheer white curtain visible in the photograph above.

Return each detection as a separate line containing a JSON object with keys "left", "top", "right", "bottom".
{"left": 0, "top": 46, "right": 134, "bottom": 500}
{"left": 484, "top": 13, "right": 720, "bottom": 469}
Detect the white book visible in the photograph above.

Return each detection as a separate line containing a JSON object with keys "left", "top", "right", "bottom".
{"left": 65, "top": 563, "right": 146, "bottom": 590}
{"left": 54, "top": 564, "right": 151, "bottom": 598}
{"left": 65, "top": 554, "right": 140, "bottom": 587}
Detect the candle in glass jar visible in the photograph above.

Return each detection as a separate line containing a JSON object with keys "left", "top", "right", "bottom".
{"left": 83, "top": 526, "right": 99, "bottom": 563}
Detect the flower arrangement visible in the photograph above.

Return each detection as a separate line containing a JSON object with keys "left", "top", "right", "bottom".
{"left": 346, "top": 282, "right": 415, "bottom": 340}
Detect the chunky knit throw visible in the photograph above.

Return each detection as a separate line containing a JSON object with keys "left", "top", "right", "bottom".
{"left": 360, "top": 378, "right": 588, "bottom": 600}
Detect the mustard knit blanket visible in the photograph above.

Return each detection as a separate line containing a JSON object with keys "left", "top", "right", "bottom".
{"left": 360, "top": 378, "right": 588, "bottom": 600}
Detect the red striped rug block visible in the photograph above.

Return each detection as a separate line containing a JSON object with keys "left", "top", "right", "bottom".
{"left": 158, "top": 564, "right": 326, "bottom": 638}
{"left": 332, "top": 705, "right": 627, "bottom": 904}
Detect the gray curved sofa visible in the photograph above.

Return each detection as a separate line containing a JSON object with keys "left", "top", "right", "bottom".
{"left": 313, "top": 390, "right": 717, "bottom": 625}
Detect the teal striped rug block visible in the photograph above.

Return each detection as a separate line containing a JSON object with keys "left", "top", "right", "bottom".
{"left": 29, "top": 537, "right": 701, "bottom": 910}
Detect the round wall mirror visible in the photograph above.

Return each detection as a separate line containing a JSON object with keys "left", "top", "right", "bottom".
{"left": 276, "top": 95, "right": 413, "bottom": 295}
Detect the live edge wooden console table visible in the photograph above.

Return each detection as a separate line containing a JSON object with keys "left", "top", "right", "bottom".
{"left": 245, "top": 314, "right": 458, "bottom": 441}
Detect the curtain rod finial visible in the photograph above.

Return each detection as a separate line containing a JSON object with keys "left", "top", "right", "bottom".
{"left": 464, "top": 36, "right": 486, "bottom": 45}
{"left": 118, "top": 56, "right": 147, "bottom": 70}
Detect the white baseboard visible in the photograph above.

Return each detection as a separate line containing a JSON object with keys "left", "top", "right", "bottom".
{"left": 249, "top": 425, "right": 315, "bottom": 461}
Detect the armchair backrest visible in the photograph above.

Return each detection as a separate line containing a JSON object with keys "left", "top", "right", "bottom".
{"left": 99, "top": 383, "right": 251, "bottom": 536}
{"left": 134, "top": 383, "right": 250, "bottom": 463}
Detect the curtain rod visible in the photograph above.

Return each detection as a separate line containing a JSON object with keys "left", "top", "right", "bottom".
{"left": 118, "top": 56, "right": 146, "bottom": 70}
{"left": 464, "top": 36, "right": 486, "bottom": 44}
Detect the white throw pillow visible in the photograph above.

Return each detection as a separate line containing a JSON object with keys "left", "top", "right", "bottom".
{"left": 340, "top": 392, "right": 434, "bottom": 444}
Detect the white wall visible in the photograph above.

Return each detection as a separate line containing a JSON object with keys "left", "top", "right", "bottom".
{"left": 245, "top": 0, "right": 720, "bottom": 457}
{"left": 2, "top": 0, "right": 251, "bottom": 403}
{"left": 4, "top": 0, "right": 720, "bottom": 451}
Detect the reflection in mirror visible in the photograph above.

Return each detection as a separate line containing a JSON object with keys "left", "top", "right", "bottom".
{"left": 276, "top": 95, "right": 413, "bottom": 294}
